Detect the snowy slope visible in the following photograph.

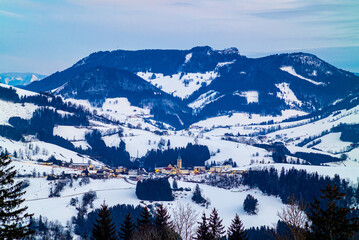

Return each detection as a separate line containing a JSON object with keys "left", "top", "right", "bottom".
{"left": 280, "top": 66, "right": 325, "bottom": 86}
{"left": 137, "top": 71, "right": 217, "bottom": 99}
{"left": 0, "top": 100, "right": 38, "bottom": 125}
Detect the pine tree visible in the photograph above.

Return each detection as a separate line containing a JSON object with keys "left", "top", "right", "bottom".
{"left": 172, "top": 178, "right": 178, "bottom": 189}
{"left": 243, "top": 194, "right": 258, "bottom": 215}
{"left": 307, "top": 184, "right": 359, "bottom": 240}
{"left": 91, "top": 203, "right": 118, "bottom": 240}
{"left": 192, "top": 184, "right": 206, "bottom": 204}
{"left": 137, "top": 206, "right": 152, "bottom": 231}
{"left": 196, "top": 213, "right": 211, "bottom": 240}
{"left": 119, "top": 213, "right": 134, "bottom": 240}
{"left": 208, "top": 208, "right": 225, "bottom": 239}
{"left": 227, "top": 214, "right": 248, "bottom": 240}
{"left": 155, "top": 204, "right": 172, "bottom": 229}
{"left": 155, "top": 204, "right": 176, "bottom": 239}
{"left": 0, "top": 153, "right": 33, "bottom": 239}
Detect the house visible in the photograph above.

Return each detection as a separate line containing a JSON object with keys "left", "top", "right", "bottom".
{"left": 115, "top": 166, "right": 125, "bottom": 173}
{"left": 209, "top": 166, "right": 223, "bottom": 173}
{"left": 70, "top": 163, "right": 89, "bottom": 170}
{"left": 221, "top": 165, "right": 232, "bottom": 171}
{"left": 180, "top": 169, "right": 190, "bottom": 175}
{"left": 128, "top": 169, "right": 139, "bottom": 176}
{"left": 194, "top": 166, "right": 206, "bottom": 173}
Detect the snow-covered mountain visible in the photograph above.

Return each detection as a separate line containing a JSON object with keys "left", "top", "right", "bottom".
{"left": 25, "top": 47, "right": 359, "bottom": 128}
{"left": 0, "top": 72, "right": 46, "bottom": 86}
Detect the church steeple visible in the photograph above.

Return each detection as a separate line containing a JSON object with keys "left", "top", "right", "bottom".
{"left": 177, "top": 153, "right": 182, "bottom": 169}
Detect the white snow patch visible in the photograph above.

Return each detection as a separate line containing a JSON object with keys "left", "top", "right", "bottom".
{"left": 0, "top": 100, "right": 38, "bottom": 125}
{"left": 314, "top": 133, "right": 352, "bottom": 153}
{"left": 184, "top": 53, "right": 192, "bottom": 63}
{"left": 234, "top": 91, "right": 259, "bottom": 104}
{"left": 137, "top": 71, "right": 217, "bottom": 99}
{"left": 30, "top": 74, "right": 39, "bottom": 82}
{"left": 188, "top": 90, "right": 220, "bottom": 109}
{"left": 51, "top": 82, "right": 68, "bottom": 93}
{"left": 101, "top": 98, "right": 150, "bottom": 116}
{"left": 216, "top": 60, "right": 236, "bottom": 68}
{"left": 53, "top": 126, "right": 91, "bottom": 141}
{"left": 310, "top": 70, "right": 317, "bottom": 76}
{"left": 280, "top": 66, "right": 325, "bottom": 86}
{"left": 276, "top": 82, "right": 302, "bottom": 107}
{"left": 192, "top": 109, "right": 307, "bottom": 128}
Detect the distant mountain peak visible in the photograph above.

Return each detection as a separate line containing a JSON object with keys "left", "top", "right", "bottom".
{"left": 0, "top": 72, "right": 47, "bottom": 86}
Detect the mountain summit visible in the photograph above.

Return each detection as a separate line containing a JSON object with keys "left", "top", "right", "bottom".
{"left": 25, "top": 47, "right": 359, "bottom": 128}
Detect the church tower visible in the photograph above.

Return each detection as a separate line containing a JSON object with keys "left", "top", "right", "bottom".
{"left": 177, "top": 153, "right": 182, "bottom": 169}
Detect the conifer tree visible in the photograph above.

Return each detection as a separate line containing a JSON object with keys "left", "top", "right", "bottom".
{"left": 227, "top": 214, "right": 248, "bottom": 240}
{"left": 154, "top": 204, "right": 175, "bottom": 239}
{"left": 136, "top": 206, "right": 152, "bottom": 231}
{"left": 155, "top": 204, "right": 172, "bottom": 230}
{"left": 192, "top": 184, "right": 206, "bottom": 204}
{"left": 0, "top": 153, "right": 33, "bottom": 239}
{"left": 208, "top": 208, "right": 225, "bottom": 239}
{"left": 196, "top": 213, "right": 211, "bottom": 240}
{"left": 243, "top": 194, "right": 258, "bottom": 215}
{"left": 307, "top": 184, "right": 359, "bottom": 240}
{"left": 91, "top": 203, "right": 118, "bottom": 240}
{"left": 119, "top": 213, "right": 134, "bottom": 240}
{"left": 172, "top": 178, "right": 178, "bottom": 189}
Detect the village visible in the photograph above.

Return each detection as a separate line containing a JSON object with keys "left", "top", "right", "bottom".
{"left": 25, "top": 153, "right": 247, "bottom": 181}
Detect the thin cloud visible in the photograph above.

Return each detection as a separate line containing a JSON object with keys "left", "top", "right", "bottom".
{"left": 0, "top": 9, "right": 23, "bottom": 18}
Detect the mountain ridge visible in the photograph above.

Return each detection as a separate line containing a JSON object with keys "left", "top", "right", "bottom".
{"left": 25, "top": 46, "right": 359, "bottom": 128}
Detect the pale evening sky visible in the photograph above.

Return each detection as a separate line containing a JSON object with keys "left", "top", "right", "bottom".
{"left": 0, "top": 0, "right": 358, "bottom": 75}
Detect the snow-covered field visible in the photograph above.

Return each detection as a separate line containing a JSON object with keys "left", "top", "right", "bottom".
{"left": 22, "top": 177, "right": 285, "bottom": 230}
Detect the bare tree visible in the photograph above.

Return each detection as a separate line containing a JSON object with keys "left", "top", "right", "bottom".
{"left": 277, "top": 198, "right": 308, "bottom": 240}
{"left": 172, "top": 203, "right": 199, "bottom": 240}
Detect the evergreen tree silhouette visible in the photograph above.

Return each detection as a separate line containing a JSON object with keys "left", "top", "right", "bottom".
{"left": 243, "top": 194, "right": 258, "bottom": 215}
{"left": 155, "top": 204, "right": 172, "bottom": 229}
{"left": 119, "top": 213, "right": 134, "bottom": 240}
{"left": 208, "top": 208, "right": 225, "bottom": 239}
{"left": 172, "top": 178, "right": 178, "bottom": 189}
{"left": 91, "top": 203, "right": 118, "bottom": 240}
{"left": 228, "top": 214, "right": 248, "bottom": 240}
{"left": 192, "top": 184, "right": 206, "bottom": 204}
{"left": 307, "top": 184, "right": 359, "bottom": 240}
{"left": 0, "top": 153, "right": 33, "bottom": 239}
{"left": 196, "top": 213, "right": 211, "bottom": 240}
{"left": 136, "top": 206, "right": 152, "bottom": 231}
{"left": 155, "top": 204, "right": 175, "bottom": 239}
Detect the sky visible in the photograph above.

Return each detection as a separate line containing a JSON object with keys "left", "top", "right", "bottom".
{"left": 0, "top": 0, "right": 358, "bottom": 75}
